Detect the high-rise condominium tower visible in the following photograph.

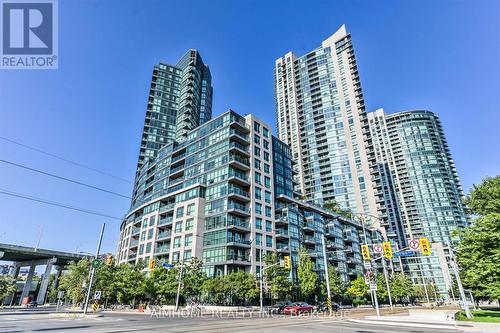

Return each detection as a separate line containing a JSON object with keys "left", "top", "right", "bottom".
{"left": 368, "top": 108, "right": 468, "bottom": 297}
{"left": 136, "top": 50, "right": 212, "bottom": 174}
{"left": 274, "top": 25, "right": 378, "bottom": 220}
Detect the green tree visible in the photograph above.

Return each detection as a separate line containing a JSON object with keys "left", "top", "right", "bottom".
{"left": 181, "top": 258, "right": 207, "bottom": 301}
{"left": 375, "top": 273, "right": 388, "bottom": 301}
{"left": 112, "top": 263, "right": 145, "bottom": 305}
{"left": 58, "top": 259, "right": 91, "bottom": 305}
{"left": 321, "top": 265, "right": 347, "bottom": 302}
{"left": 323, "top": 201, "right": 353, "bottom": 219}
{"left": 347, "top": 276, "right": 368, "bottom": 304}
{"left": 144, "top": 266, "right": 178, "bottom": 304}
{"left": 457, "top": 176, "right": 500, "bottom": 301}
{"left": 297, "top": 248, "right": 318, "bottom": 301}
{"left": 390, "top": 273, "right": 414, "bottom": 303}
{"left": 0, "top": 275, "right": 17, "bottom": 301}
{"left": 264, "top": 253, "right": 293, "bottom": 302}
{"left": 225, "top": 271, "right": 259, "bottom": 305}
{"left": 201, "top": 276, "right": 227, "bottom": 305}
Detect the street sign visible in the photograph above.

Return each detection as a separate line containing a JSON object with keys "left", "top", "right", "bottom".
{"left": 162, "top": 262, "right": 175, "bottom": 269}
{"left": 57, "top": 291, "right": 65, "bottom": 299}
{"left": 372, "top": 244, "right": 383, "bottom": 254}
{"left": 92, "top": 259, "right": 101, "bottom": 269}
{"left": 370, "top": 282, "right": 377, "bottom": 291}
{"left": 420, "top": 238, "right": 431, "bottom": 255}
{"left": 394, "top": 251, "right": 414, "bottom": 257}
{"left": 94, "top": 290, "right": 102, "bottom": 300}
{"left": 363, "top": 261, "right": 372, "bottom": 270}
{"left": 408, "top": 239, "right": 420, "bottom": 251}
{"left": 383, "top": 242, "right": 393, "bottom": 259}
{"left": 361, "top": 244, "right": 371, "bottom": 260}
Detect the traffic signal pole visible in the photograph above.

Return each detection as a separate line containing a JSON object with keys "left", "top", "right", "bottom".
{"left": 83, "top": 223, "right": 105, "bottom": 315}
{"left": 321, "top": 234, "right": 332, "bottom": 315}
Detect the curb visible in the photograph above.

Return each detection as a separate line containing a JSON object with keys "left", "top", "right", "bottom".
{"left": 48, "top": 313, "right": 104, "bottom": 318}
{"left": 347, "top": 319, "right": 458, "bottom": 330}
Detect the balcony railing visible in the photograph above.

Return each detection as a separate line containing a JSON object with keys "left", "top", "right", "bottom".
{"left": 226, "top": 254, "right": 250, "bottom": 262}
{"left": 158, "top": 217, "right": 173, "bottom": 226}
{"left": 227, "top": 201, "right": 249, "bottom": 213}
{"left": 157, "top": 231, "right": 171, "bottom": 239}
{"left": 228, "top": 185, "right": 250, "bottom": 198}
{"left": 227, "top": 237, "right": 251, "bottom": 245}
{"left": 156, "top": 246, "right": 169, "bottom": 253}
{"left": 227, "top": 216, "right": 250, "bottom": 229}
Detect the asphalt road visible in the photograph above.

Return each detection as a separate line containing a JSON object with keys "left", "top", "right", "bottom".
{"left": 0, "top": 311, "right": 463, "bottom": 333}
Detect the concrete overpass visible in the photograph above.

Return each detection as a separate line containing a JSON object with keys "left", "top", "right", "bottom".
{"left": 0, "top": 243, "right": 92, "bottom": 305}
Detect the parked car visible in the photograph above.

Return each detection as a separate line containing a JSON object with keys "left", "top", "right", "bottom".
{"left": 27, "top": 300, "right": 38, "bottom": 308}
{"left": 316, "top": 302, "right": 340, "bottom": 312}
{"left": 268, "top": 301, "right": 293, "bottom": 314}
{"left": 282, "top": 302, "right": 314, "bottom": 315}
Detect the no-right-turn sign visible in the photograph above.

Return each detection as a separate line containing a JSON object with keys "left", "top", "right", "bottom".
{"left": 408, "top": 239, "right": 420, "bottom": 251}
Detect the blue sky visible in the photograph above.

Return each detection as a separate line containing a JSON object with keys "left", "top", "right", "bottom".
{"left": 0, "top": 0, "right": 499, "bottom": 255}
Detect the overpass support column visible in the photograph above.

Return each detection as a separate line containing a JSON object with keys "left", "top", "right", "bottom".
{"left": 36, "top": 258, "right": 56, "bottom": 304}
{"left": 53, "top": 265, "right": 63, "bottom": 290}
{"left": 20, "top": 261, "right": 36, "bottom": 302}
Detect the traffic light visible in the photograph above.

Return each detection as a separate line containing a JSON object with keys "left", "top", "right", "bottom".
{"left": 361, "top": 244, "right": 371, "bottom": 260}
{"left": 149, "top": 259, "right": 156, "bottom": 270}
{"left": 283, "top": 255, "right": 291, "bottom": 270}
{"left": 419, "top": 237, "right": 431, "bottom": 255}
{"left": 383, "top": 241, "right": 393, "bottom": 259}
{"left": 105, "top": 254, "right": 113, "bottom": 266}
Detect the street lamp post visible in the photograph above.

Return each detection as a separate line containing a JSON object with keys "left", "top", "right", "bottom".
{"left": 83, "top": 223, "right": 105, "bottom": 315}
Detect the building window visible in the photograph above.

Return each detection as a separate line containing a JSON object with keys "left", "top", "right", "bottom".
{"left": 264, "top": 176, "right": 271, "bottom": 188}
{"left": 185, "top": 234, "right": 193, "bottom": 246}
{"left": 175, "top": 222, "right": 183, "bottom": 233}
{"left": 263, "top": 127, "right": 269, "bottom": 138}
{"left": 266, "top": 235, "right": 273, "bottom": 247}
{"left": 265, "top": 191, "right": 271, "bottom": 203}
{"left": 266, "top": 220, "right": 272, "bottom": 232}
{"left": 139, "top": 244, "right": 144, "bottom": 255}
{"left": 146, "top": 242, "right": 152, "bottom": 253}
{"left": 254, "top": 121, "right": 260, "bottom": 133}
{"left": 255, "top": 203, "right": 262, "bottom": 215}
{"left": 185, "top": 218, "right": 194, "bottom": 231}
{"left": 254, "top": 135, "right": 261, "bottom": 145}
{"left": 149, "top": 216, "right": 156, "bottom": 226}
{"left": 264, "top": 164, "right": 270, "bottom": 174}
{"left": 254, "top": 159, "right": 261, "bottom": 170}
{"left": 255, "top": 172, "right": 262, "bottom": 184}
{"left": 173, "top": 236, "right": 181, "bottom": 248}
{"left": 265, "top": 206, "right": 272, "bottom": 218}
{"left": 176, "top": 207, "right": 184, "bottom": 218}
{"left": 172, "top": 252, "right": 180, "bottom": 262}
{"left": 255, "top": 187, "right": 262, "bottom": 200}
{"left": 263, "top": 140, "right": 269, "bottom": 150}
{"left": 147, "top": 228, "right": 154, "bottom": 240}
{"left": 264, "top": 152, "right": 270, "bottom": 162}
{"left": 256, "top": 233, "right": 262, "bottom": 245}
{"left": 254, "top": 146, "right": 261, "bottom": 156}
{"left": 187, "top": 203, "right": 195, "bottom": 216}
{"left": 256, "top": 217, "right": 262, "bottom": 230}
{"left": 184, "top": 250, "right": 192, "bottom": 261}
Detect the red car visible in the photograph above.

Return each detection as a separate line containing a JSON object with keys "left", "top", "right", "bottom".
{"left": 282, "top": 302, "right": 314, "bottom": 315}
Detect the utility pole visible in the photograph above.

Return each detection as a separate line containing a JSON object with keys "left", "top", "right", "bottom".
{"left": 175, "top": 262, "right": 184, "bottom": 312}
{"left": 321, "top": 234, "right": 332, "bottom": 314}
{"left": 449, "top": 247, "right": 472, "bottom": 319}
{"left": 83, "top": 223, "right": 105, "bottom": 315}
{"left": 259, "top": 248, "right": 263, "bottom": 313}
{"left": 381, "top": 257, "right": 393, "bottom": 310}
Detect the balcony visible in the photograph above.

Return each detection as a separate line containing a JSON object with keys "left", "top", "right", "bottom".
{"left": 303, "top": 222, "right": 315, "bottom": 231}
{"left": 229, "top": 142, "right": 250, "bottom": 156}
{"left": 230, "top": 117, "right": 250, "bottom": 133}
{"left": 157, "top": 230, "right": 171, "bottom": 240}
{"left": 304, "top": 235, "right": 317, "bottom": 245}
{"left": 275, "top": 229, "right": 289, "bottom": 239}
{"left": 159, "top": 203, "right": 175, "bottom": 213}
{"left": 276, "top": 243, "right": 290, "bottom": 253}
{"left": 229, "top": 128, "right": 250, "bottom": 145}
{"left": 129, "top": 239, "right": 139, "bottom": 248}
{"left": 158, "top": 216, "right": 173, "bottom": 226}
{"left": 227, "top": 237, "right": 251, "bottom": 248}
{"left": 171, "top": 153, "right": 186, "bottom": 165}
{"left": 131, "top": 227, "right": 140, "bottom": 236}
{"left": 228, "top": 185, "right": 250, "bottom": 202}
{"left": 226, "top": 254, "right": 251, "bottom": 264}
{"left": 275, "top": 215, "right": 288, "bottom": 226}
{"left": 128, "top": 252, "right": 137, "bottom": 260}
{"left": 229, "top": 154, "right": 250, "bottom": 171}
{"left": 227, "top": 216, "right": 250, "bottom": 231}
{"left": 228, "top": 170, "right": 250, "bottom": 186}
{"left": 170, "top": 164, "right": 184, "bottom": 178}
{"left": 227, "top": 201, "right": 250, "bottom": 217}
{"left": 155, "top": 246, "right": 169, "bottom": 254}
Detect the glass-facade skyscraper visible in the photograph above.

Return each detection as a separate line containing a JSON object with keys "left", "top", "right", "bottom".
{"left": 118, "top": 109, "right": 381, "bottom": 282}
{"left": 274, "top": 25, "right": 378, "bottom": 222}
{"left": 135, "top": 50, "right": 212, "bottom": 175}
{"left": 368, "top": 108, "right": 468, "bottom": 297}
